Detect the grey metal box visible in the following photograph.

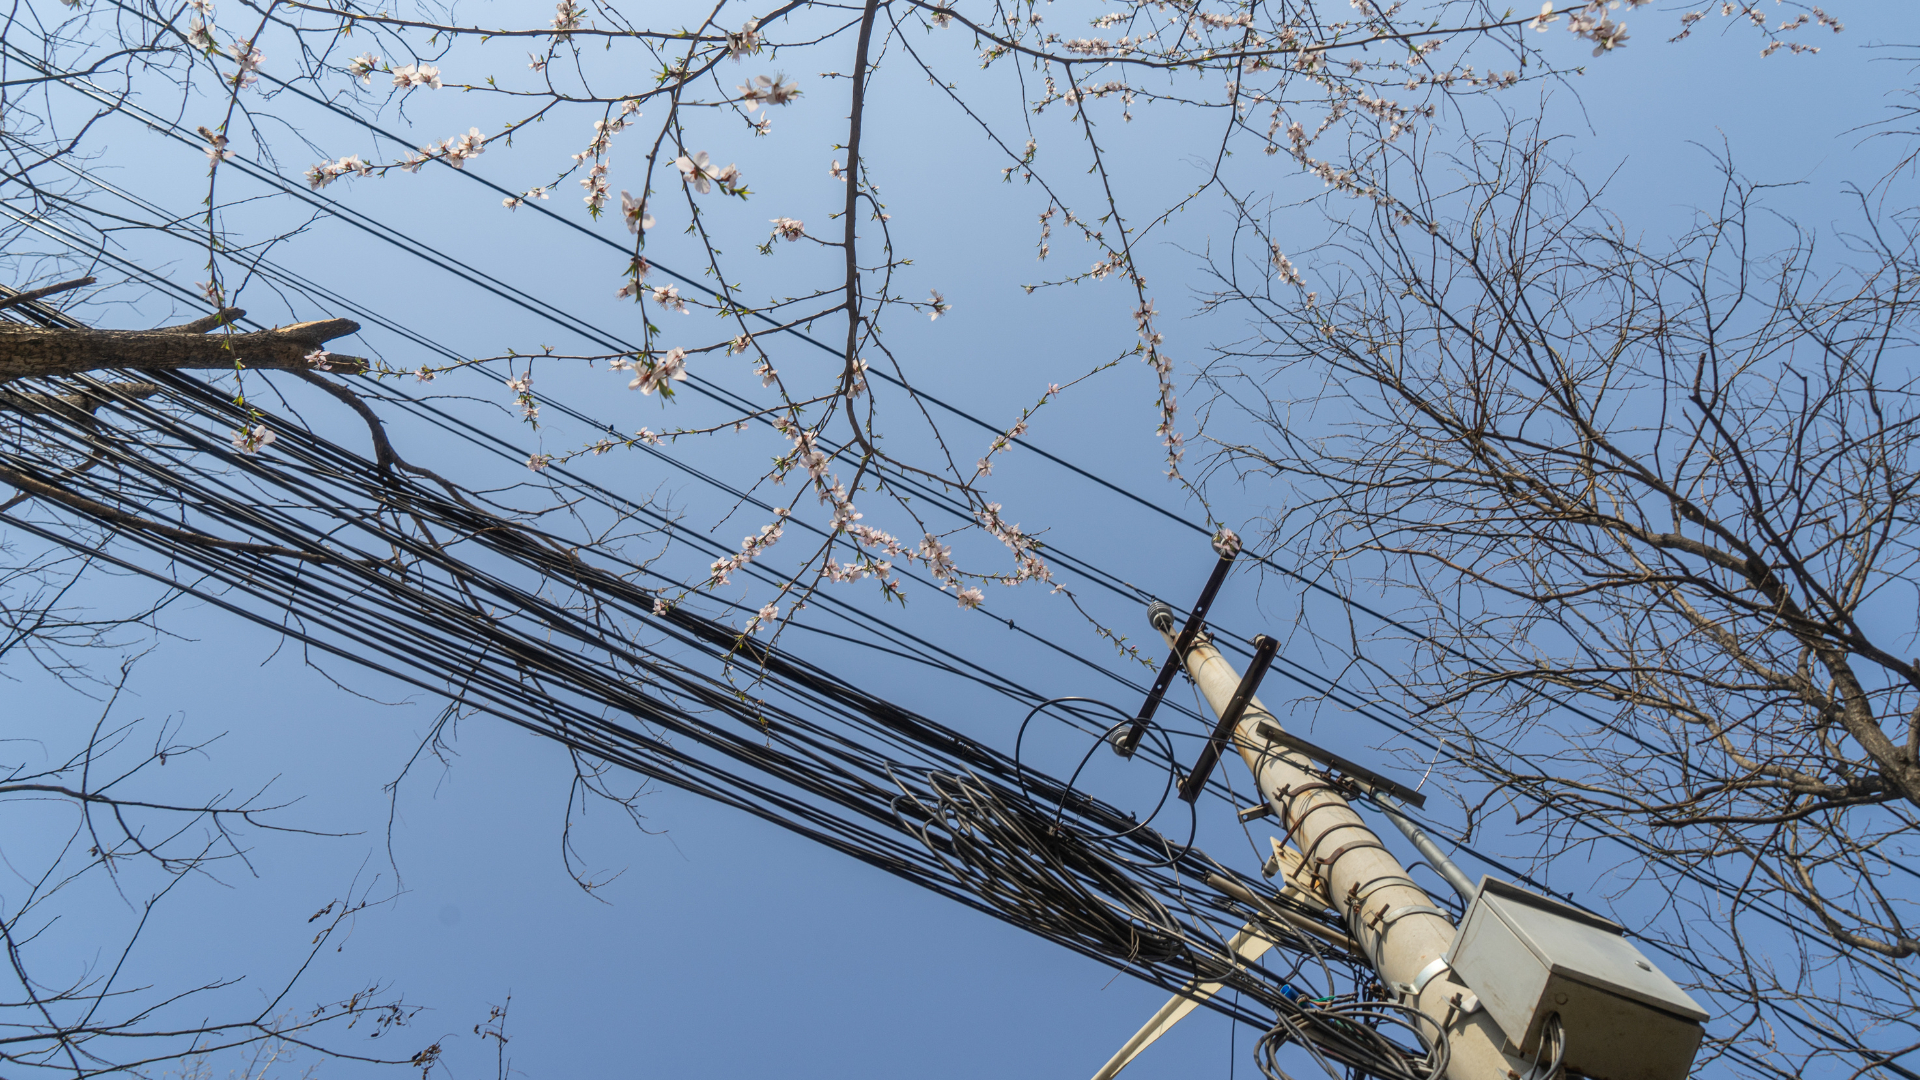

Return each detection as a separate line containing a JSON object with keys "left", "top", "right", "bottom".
{"left": 1445, "top": 878, "right": 1708, "bottom": 1080}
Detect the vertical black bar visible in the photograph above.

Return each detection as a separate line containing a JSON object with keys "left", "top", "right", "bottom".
{"left": 1178, "top": 634, "right": 1278, "bottom": 802}
{"left": 1115, "top": 550, "right": 1238, "bottom": 755}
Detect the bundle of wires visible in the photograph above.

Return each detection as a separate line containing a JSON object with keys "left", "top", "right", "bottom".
{"left": 1256, "top": 996, "right": 1450, "bottom": 1080}
{"left": 0, "top": 292, "right": 1448, "bottom": 1078}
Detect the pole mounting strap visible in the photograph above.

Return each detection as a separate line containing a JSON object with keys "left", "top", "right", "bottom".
{"left": 1412, "top": 956, "right": 1453, "bottom": 995}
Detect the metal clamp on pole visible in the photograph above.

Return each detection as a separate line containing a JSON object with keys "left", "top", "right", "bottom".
{"left": 1112, "top": 547, "right": 1237, "bottom": 756}
{"left": 1177, "top": 634, "right": 1278, "bottom": 802}
{"left": 1252, "top": 722, "right": 1428, "bottom": 810}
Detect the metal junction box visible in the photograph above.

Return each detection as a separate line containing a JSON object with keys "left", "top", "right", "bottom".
{"left": 1445, "top": 878, "right": 1709, "bottom": 1080}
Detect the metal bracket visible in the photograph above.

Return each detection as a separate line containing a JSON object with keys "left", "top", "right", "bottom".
{"left": 1237, "top": 802, "right": 1274, "bottom": 824}
{"left": 1390, "top": 959, "right": 1453, "bottom": 1005}
{"left": 1376, "top": 904, "right": 1449, "bottom": 932}
{"left": 1114, "top": 549, "right": 1238, "bottom": 756}
{"left": 1412, "top": 956, "right": 1452, "bottom": 995}
{"left": 1178, "top": 634, "right": 1279, "bottom": 802}
{"left": 1254, "top": 721, "right": 1428, "bottom": 809}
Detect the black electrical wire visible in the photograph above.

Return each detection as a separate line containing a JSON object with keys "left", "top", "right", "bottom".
{"left": 4, "top": 34, "right": 1910, "bottom": 1073}
{"left": 0, "top": 191, "right": 1890, "bottom": 1080}
{"left": 0, "top": 287, "right": 1438, "bottom": 1073}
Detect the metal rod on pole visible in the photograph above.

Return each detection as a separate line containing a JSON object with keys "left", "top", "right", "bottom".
{"left": 1372, "top": 796, "right": 1477, "bottom": 907}
{"left": 1178, "top": 634, "right": 1278, "bottom": 802}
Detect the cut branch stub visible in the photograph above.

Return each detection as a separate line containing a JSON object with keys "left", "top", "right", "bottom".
{"left": 0, "top": 317, "right": 365, "bottom": 384}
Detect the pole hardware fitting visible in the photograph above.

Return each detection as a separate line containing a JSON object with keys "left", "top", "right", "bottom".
{"left": 1298, "top": 820, "right": 1379, "bottom": 868}
{"left": 1237, "top": 802, "right": 1275, "bottom": 824}
{"left": 1178, "top": 633, "right": 1279, "bottom": 802}
{"left": 1253, "top": 721, "right": 1428, "bottom": 809}
{"left": 1368, "top": 904, "right": 1450, "bottom": 934}
{"left": 1116, "top": 547, "right": 1239, "bottom": 756}
{"left": 1343, "top": 875, "right": 1424, "bottom": 917}
{"left": 1412, "top": 957, "right": 1453, "bottom": 996}
{"left": 1387, "top": 956, "right": 1455, "bottom": 1004}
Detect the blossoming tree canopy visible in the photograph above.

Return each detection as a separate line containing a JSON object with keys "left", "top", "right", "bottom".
{"left": 2, "top": 0, "right": 1845, "bottom": 633}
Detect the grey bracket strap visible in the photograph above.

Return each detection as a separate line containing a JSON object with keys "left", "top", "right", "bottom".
{"left": 1390, "top": 956, "right": 1454, "bottom": 1003}
{"left": 1379, "top": 904, "right": 1449, "bottom": 929}
{"left": 1346, "top": 874, "right": 1421, "bottom": 907}
{"left": 1412, "top": 956, "right": 1452, "bottom": 995}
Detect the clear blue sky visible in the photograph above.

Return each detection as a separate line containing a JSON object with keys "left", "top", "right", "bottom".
{"left": 9, "top": 4, "right": 1920, "bottom": 1078}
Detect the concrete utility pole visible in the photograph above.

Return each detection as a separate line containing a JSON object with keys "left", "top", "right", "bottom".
{"left": 1153, "top": 616, "right": 1531, "bottom": 1080}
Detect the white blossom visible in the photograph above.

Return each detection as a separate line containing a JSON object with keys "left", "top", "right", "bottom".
{"left": 738, "top": 74, "right": 801, "bottom": 110}
{"left": 198, "top": 125, "right": 233, "bottom": 167}
{"left": 726, "top": 18, "right": 761, "bottom": 59}
{"left": 652, "top": 284, "right": 689, "bottom": 314}
{"left": 631, "top": 347, "right": 690, "bottom": 395}
{"left": 441, "top": 128, "right": 487, "bottom": 169}
{"left": 580, "top": 161, "right": 609, "bottom": 211}
{"left": 391, "top": 63, "right": 442, "bottom": 90}
{"left": 1270, "top": 245, "right": 1303, "bottom": 285}
{"left": 228, "top": 39, "right": 264, "bottom": 89}
{"left": 620, "top": 190, "right": 655, "bottom": 234}
{"left": 677, "top": 160, "right": 731, "bottom": 196}
{"left": 231, "top": 424, "right": 276, "bottom": 453}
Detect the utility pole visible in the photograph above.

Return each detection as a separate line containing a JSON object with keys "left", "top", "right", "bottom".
{"left": 1150, "top": 612, "right": 1531, "bottom": 1080}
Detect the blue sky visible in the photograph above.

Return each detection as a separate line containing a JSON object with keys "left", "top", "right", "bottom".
{"left": 8, "top": 2, "right": 1920, "bottom": 1078}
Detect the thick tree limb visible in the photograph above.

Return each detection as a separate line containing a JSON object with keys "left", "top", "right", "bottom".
{"left": 0, "top": 318, "right": 365, "bottom": 383}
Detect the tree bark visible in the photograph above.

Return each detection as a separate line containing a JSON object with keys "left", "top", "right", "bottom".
{"left": 0, "top": 317, "right": 363, "bottom": 383}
